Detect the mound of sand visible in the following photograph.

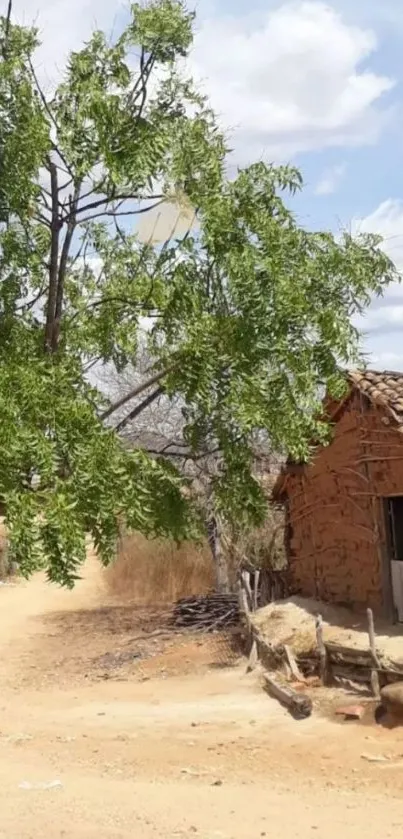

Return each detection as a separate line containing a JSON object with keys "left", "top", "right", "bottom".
{"left": 250, "top": 597, "right": 403, "bottom": 664}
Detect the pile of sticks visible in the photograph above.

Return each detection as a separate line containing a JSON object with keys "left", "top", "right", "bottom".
{"left": 171, "top": 593, "right": 240, "bottom": 632}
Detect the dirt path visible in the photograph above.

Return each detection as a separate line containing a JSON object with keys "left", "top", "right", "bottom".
{"left": 1, "top": 560, "right": 403, "bottom": 837}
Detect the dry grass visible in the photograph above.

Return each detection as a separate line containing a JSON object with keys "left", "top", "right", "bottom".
{"left": 104, "top": 532, "right": 215, "bottom": 604}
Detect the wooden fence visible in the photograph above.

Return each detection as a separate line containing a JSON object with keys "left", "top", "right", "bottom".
{"left": 237, "top": 567, "right": 288, "bottom": 610}
{"left": 237, "top": 575, "right": 403, "bottom": 716}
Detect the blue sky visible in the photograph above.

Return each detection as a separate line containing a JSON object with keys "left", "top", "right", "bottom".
{"left": 16, "top": 0, "right": 403, "bottom": 369}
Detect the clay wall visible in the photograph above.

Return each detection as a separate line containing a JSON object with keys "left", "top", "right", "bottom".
{"left": 286, "top": 391, "right": 403, "bottom": 615}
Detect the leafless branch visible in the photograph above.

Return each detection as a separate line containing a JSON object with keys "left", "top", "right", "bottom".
{"left": 84, "top": 296, "right": 159, "bottom": 314}
{"left": 83, "top": 357, "right": 101, "bottom": 374}
{"left": 71, "top": 176, "right": 108, "bottom": 207}
{"left": 114, "top": 385, "right": 164, "bottom": 433}
{"left": 100, "top": 365, "right": 174, "bottom": 422}
{"left": 78, "top": 200, "right": 165, "bottom": 225}
{"left": 58, "top": 175, "right": 75, "bottom": 195}
{"left": 28, "top": 58, "right": 75, "bottom": 180}
{"left": 65, "top": 192, "right": 164, "bottom": 223}
{"left": 37, "top": 187, "right": 52, "bottom": 215}
{"left": 33, "top": 212, "right": 52, "bottom": 228}
{"left": 16, "top": 283, "right": 48, "bottom": 313}
{"left": 69, "top": 229, "right": 90, "bottom": 268}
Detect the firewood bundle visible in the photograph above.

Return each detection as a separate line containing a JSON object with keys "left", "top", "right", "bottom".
{"left": 172, "top": 593, "right": 240, "bottom": 632}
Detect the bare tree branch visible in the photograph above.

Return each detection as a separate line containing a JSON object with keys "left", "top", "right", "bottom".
{"left": 78, "top": 200, "right": 165, "bottom": 225}
{"left": 64, "top": 192, "right": 164, "bottom": 223}
{"left": 69, "top": 228, "right": 90, "bottom": 268}
{"left": 100, "top": 365, "right": 174, "bottom": 422}
{"left": 16, "top": 283, "right": 48, "bottom": 313}
{"left": 83, "top": 356, "right": 101, "bottom": 374}
{"left": 33, "top": 212, "right": 52, "bottom": 228}
{"left": 114, "top": 385, "right": 164, "bottom": 433}
{"left": 78, "top": 296, "right": 160, "bottom": 315}
{"left": 28, "top": 59, "right": 75, "bottom": 181}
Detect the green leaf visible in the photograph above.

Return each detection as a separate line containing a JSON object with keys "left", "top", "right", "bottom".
{"left": 0, "top": 3, "right": 398, "bottom": 584}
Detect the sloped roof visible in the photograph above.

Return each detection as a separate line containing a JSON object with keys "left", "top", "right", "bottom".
{"left": 272, "top": 369, "right": 403, "bottom": 501}
{"left": 347, "top": 369, "right": 403, "bottom": 425}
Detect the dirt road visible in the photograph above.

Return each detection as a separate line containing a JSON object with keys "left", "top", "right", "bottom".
{"left": 1, "top": 560, "right": 403, "bottom": 838}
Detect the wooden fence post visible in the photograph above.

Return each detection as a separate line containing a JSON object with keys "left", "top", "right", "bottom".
{"left": 316, "top": 614, "right": 328, "bottom": 685}
{"left": 241, "top": 570, "right": 253, "bottom": 612}
{"left": 237, "top": 576, "right": 258, "bottom": 671}
{"left": 253, "top": 570, "right": 260, "bottom": 611}
{"left": 367, "top": 607, "right": 381, "bottom": 699}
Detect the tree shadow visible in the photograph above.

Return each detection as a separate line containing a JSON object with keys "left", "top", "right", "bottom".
{"left": 38, "top": 602, "right": 169, "bottom": 640}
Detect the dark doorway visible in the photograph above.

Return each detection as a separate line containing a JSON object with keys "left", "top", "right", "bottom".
{"left": 385, "top": 497, "right": 403, "bottom": 621}
{"left": 385, "top": 497, "right": 403, "bottom": 561}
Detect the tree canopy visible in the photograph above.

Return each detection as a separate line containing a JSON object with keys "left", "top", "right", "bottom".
{"left": 0, "top": 0, "right": 398, "bottom": 584}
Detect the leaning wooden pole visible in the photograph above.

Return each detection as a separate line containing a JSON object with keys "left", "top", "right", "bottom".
{"left": 316, "top": 614, "right": 328, "bottom": 685}
{"left": 367, "top": 607, "right": 381, "bottom": 699}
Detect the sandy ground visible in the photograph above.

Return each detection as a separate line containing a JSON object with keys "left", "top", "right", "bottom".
{"left": 2, "top": 561, "right": 403, "bottom": 837}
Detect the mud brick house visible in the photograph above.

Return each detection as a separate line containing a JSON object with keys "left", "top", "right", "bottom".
{"left": 273, "top": 370, "right": 403, "bottom": 622}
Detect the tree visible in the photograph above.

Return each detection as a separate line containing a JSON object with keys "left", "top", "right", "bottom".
{"left": 101, "top": 353, "right": 277, "bottom": 592}
{"left": 0, "top": 1, "right": 398, "bottom": 586}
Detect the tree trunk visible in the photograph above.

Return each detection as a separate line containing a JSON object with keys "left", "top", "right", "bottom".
{"left": 207, "top": 514, "right": 230, "bottom": 593}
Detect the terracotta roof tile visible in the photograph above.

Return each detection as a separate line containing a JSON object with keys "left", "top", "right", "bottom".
{"left": 272, "top": 368, "right": 403, "bottom": 501}
{"left": 348, "top": 369, "right": 403, "bottom": 424}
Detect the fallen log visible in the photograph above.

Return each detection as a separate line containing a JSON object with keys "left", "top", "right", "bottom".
{"left": 262, "top": 672, "right": 313, "bottom": 719}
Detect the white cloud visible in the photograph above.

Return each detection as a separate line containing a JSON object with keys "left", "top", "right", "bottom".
{"left": 14, "top": 1, "right": 394, "bottom": 162}
{"left": 353, "top": 200, "right": 403, "bottom": 269}
{"left": 190, "top": 1, "right": 394, "bottom": 159}
{"left": 371, "top": 351, "right": 403, "bottom": 366}
{"left": 314, "top": 163, "right": 346, "bottom": 195}
{"left": 15, "top": 1, "right": 123, "bottom": 88}
{"left": 332, "top": 0, "right": 403, "bottom": 33}
{"left": 352, "top": 200, "right": 403, "bottom": 369}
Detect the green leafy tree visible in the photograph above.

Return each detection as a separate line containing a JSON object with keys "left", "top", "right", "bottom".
{"left": 0, "top": 1, "right": 397, "bottom": 586}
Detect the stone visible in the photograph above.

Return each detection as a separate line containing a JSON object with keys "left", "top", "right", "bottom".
{"left": 361, "top": 752, "right": 390, "bottom": 763}
{"left": 380, "top": 682, "right": 403, "bottom": 712}
{"left": 335, "top": 704, "right": 365, "bottom": 720}
{"left": 379, "top": 682, "right": 403, "bottom": 724}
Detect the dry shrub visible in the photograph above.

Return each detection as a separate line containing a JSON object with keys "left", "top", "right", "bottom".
{"left": 104, "top": 532, "right": 214, "bottom": 604}
{"left": 224, "top": 501, "right": 286, "bottom": 573}
{"left": 237, "top": 506, "right": 286, "bottom": 571}
{"left": 223, "top": 470, "right": 286, "bottom": 573}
